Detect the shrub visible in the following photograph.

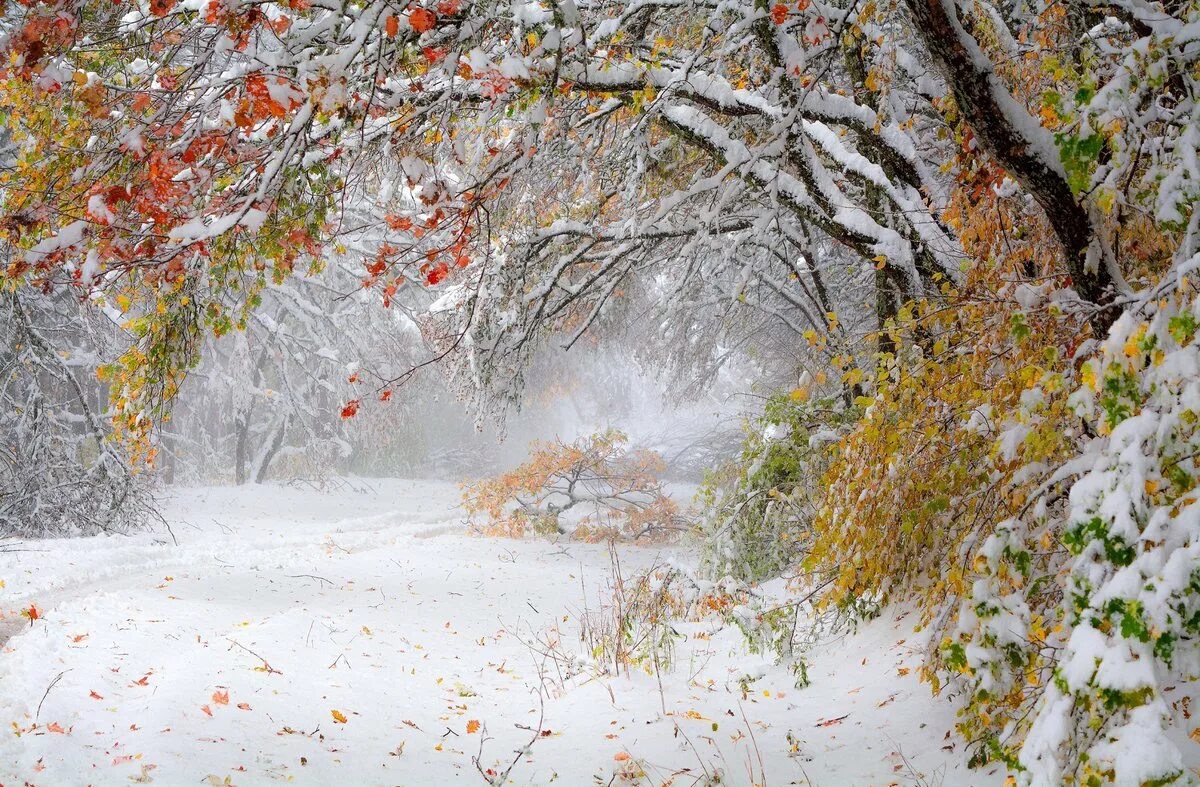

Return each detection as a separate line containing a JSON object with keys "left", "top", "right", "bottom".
{"left": 463, "top": 429, "right": 684, "bottom": 540}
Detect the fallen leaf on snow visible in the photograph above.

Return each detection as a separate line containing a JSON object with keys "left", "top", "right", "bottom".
{"left": 331, "top": 709, "right": 348, "bottom": 723}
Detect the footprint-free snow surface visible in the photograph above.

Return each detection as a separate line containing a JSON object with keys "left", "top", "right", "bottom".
{"left": 0, "top": 481, "right": 1002, "bottom": 785}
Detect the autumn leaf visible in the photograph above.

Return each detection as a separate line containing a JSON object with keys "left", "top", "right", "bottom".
{"left": 89, "top": 690, "right": 104, "bottom": 700}
{"left": 770, "top": 3, "right": 788, "bottom": 23}
{"left": 466, "top": 719, "right": 480, "bottom": 734}
{"left": 614, "top": 752, "right": 631, "bottom": 762}
{"left": 23, "top": 604, "right": 39, "bottom": 622}
{"left": 385, "top": 14, "right": 399, "bottom": 37}
{"left": 331, "top": 709, "right": 348, "bottom": 723}
{"left": 201, "top": 704, "right": 213, "bottom": 717}
{"left": 340, "top": 400, "right": 360, "bottom": 419}
{"left": 212, "top": 690, "right": 229, "bottom": 705}
{"left": 46, "top": 722, "right": 65, "bottom": 733}
{"left": 409, "top": 7, "right": 436, "bottom": 32}
{"left": 237, "top": 702, "right": 251, "bottom": 711}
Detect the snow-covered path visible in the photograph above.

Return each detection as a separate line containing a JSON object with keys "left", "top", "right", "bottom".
{"left": 0, "top": 481, "right": 1002, "bottom": 785}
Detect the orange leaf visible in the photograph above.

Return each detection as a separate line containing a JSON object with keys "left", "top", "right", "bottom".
{"left": 331, "top": 709, "right": 348, "bottom": 723}
{"left": 340, "top": 399, "right": 360, "bottom": 419}
{"left": 409, "top": 7, "right": 436, "bottom": 32}
{"left": 466, "top": 719, "right": 480, "bottom": 734}
{"left": 46, "top": 722, "right": 65, "bottom": 733}
{"left": 89, "top": 690, "right": 104, "bottom": 700}
{"left": 385, "top": 13, "right": 399, "bottom": 36}
{"left": 212, "top": 690, "right": 230, "bottom": 705}
{"left": 200, "top": 704, "right": 213, "bottom": 717}
{"left": 237, "top": 702, "right": 252, "bottom": 711}
{"left": 614, "top": 752, "right": 630, "bottom": 762}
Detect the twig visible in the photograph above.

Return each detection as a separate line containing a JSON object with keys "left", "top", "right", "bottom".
{"left": 474, "top": 681, "right": 547, "bottom": 784}
{"left": 226, "top": 638, "right": 283, "bottom": 675}
{"left": 287, "top": 574, "right": 334, "bottom": 586}
{"left": 35, "top": 670, "right": 68, "bottom": 721}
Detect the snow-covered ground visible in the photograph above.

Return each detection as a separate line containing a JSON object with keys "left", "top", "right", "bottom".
{"left": 0, "top": 481, "right": 1002, "bottom": 785}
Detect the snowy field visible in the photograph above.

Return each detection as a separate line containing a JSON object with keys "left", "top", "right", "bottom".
{"left": 0, "top": 481, "right": 1001, "bottom": 785}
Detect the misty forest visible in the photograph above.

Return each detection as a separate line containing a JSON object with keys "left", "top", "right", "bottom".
{"left": 2, "top": 0, "right": 1200, "bottom": 781}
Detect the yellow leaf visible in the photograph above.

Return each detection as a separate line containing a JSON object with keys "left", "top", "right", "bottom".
{"left": 466, "top": 719, "right": 480, "bottom": 734}
{"left": 331, "top": 709, "right": 348, "bottom": 723}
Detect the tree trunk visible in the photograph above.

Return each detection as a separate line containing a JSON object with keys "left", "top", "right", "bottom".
{"left": 904, "top": 0, "right": 1119, "bottom": 332}
{"left": 253, "top": 415, "right": 289, "bottom": 484}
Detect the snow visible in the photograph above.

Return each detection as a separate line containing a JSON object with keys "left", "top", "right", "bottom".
{"left": 0, "top": 481, "right": 997, "bottom": 785}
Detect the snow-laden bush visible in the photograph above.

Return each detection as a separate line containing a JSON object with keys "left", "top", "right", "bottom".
{"left": 919, "top": 292, "right": 1200, "bottom": 783}
{"left": 463, "top": 429, "right": 685, "bottom": 540}
{"left": 698, "top": 390, "right": 851, "bottom": 583}
{"left": 1010, "top": 303, "right": 1200, "bottom": 783}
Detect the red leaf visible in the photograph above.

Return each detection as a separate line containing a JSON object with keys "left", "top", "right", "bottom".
{"left": 340, "top": 400, "right": 360, "bottom": 419}
{"left": 425, "top": 261, "right": 449, "bottom": 286}
{"left": 770, "top": 3, "right": 788, "bottom": 23}
{"left": 385, "top": 14, "right": 399, "bottom": 37}
{"left": 409, "top": 7, "right": 436, "bottom": 32}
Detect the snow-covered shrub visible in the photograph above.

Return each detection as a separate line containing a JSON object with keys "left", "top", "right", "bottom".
{"left": 1006, "top": 302, "right": 1200, "bottom": 783}
{"left": 1, "top": 289, "right": 152, "bottom": 536}
{"left": 699, "top": 392, "right": 851, "bottom": 582}
{"left": 882, "top": 290, "right": 1200, "bottom": 781}
{"left": 463, "top": 429, "right": 684, "bottom": 540}
{"left": 804, "top": 263, "right": 1092, "bottom": 768}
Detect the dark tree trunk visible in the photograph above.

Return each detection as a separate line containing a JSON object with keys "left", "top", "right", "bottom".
{"left": 904, "top": 0, "right": 1120, "bottom": 332}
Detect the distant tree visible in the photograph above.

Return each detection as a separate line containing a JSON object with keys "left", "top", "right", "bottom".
{"left": 464, "top": 430, "right": 683, "bottom": 540}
